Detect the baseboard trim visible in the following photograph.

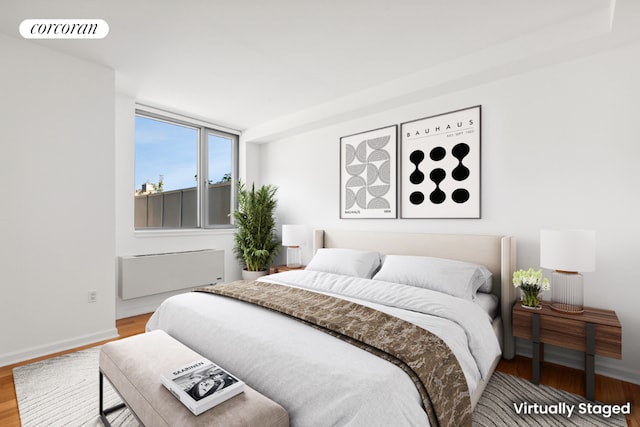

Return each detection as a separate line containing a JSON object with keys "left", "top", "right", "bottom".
{"left": 0, "top": 328, "right": 119, "bottom": 368}
{"left": 116, "top": 288, "right": 191, "bottom": 320}
{"left": 515, "top": 339, "right": 640, "bottom": 386}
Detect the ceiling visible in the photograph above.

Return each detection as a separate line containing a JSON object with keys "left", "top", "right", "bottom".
{"left": 1, "top": 0, "right": 637, "bottom": 137}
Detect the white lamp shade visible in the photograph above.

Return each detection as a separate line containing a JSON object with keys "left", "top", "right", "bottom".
{"left": 282, "top": 224, "right": 306, "bottom": 247}
{"left": 540, "top": 229, "right": 596, "bottom": 272}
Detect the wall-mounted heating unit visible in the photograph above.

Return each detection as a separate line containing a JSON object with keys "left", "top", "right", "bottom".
{"left": 118, "top": 249, "right": 224, "bottom": 300}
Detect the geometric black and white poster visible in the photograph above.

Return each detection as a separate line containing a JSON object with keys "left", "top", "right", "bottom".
{"left": 340, "top": 125, "right": 397, "bottom": 219}
{"left": 400, "top": 106, "right": 480, "bottom": 218}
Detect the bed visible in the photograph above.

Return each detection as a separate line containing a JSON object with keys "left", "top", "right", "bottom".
{"left": 146, "top": 230, "right": 516, "bottom": 426}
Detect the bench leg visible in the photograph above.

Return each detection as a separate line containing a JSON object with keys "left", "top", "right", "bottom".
{"left": 99, "top": 371, "right": 126, "bottom": 427}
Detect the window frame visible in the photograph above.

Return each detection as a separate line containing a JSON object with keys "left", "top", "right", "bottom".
{"left": 134, "top": 107, "right": 239, "bottom": 230}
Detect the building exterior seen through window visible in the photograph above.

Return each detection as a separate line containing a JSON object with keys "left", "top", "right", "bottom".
{"left": 134, "top": 111, "right": 237, "bottom": 229}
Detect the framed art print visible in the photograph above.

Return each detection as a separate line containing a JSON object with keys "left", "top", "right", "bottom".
{"left": 340, "top": 125, "right": 397, "bottom": 219}
{"left": 400, "top": 105, "right": 481, "bottom": 218}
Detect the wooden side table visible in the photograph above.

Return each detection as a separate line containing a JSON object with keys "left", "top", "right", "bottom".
{"left": 512, "top": 303, "right": 621, "bottom": 401}
{"left": 269, "top": 265, "right": 305, "bottom": 274}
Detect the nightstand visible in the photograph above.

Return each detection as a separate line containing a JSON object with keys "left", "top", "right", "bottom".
{"left": 269, "top": 265, "right": 305, "bottom": 274}
{"left": 512, "top": 303, "right": 621, "bottom": 401}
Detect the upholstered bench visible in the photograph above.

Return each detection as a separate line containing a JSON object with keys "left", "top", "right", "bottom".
{"left": 99, "top": 330, "right": 289, "bottom": 427}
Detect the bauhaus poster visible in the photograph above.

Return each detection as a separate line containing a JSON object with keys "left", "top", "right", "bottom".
{"left": 400, "top": 106, "right": 481, "bottom": 219}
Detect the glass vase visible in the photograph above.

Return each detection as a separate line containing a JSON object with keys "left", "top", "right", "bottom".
{"left": 521, "top": 289, "right": 541, "bottom": 309}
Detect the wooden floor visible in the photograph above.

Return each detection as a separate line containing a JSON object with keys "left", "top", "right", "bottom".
{"left": 1, "top": 313, "right": 638, "bottom": 426}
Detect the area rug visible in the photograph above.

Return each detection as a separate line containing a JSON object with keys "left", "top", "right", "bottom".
{"left": 13, "top": 347, "right": 136, "bottom": 427}
{"left": 473, "top": 371, "right": 626, "bottom": 427}
{"left": 14, "top": 347, "right": 627, "bottom": 426}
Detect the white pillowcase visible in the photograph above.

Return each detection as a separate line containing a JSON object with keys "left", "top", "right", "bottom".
{"left": 372, "top": 255, "right": 491, "bottom": 300}
{"left": 306, "top": 248, "right": 381, "bottom": 278}
{"left": 476, "top": 266, "right": 494, "bottom": 294}
{"left": 474, "top": 293, "right": 499, "bottom": 318}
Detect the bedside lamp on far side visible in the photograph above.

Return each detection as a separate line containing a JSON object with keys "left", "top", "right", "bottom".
{"left": 282, "top": 224, "right": 306, "bottom": 268}
{"left": 540, "top": 229, "right": 596, "bottom": 314}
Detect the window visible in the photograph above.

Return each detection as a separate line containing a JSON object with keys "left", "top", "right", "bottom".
{"left": 134, "top": 110, "right": 237, "bottom": 229}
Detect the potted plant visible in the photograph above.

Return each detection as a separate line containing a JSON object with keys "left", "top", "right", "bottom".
{"left": 232, "top": 181, "right": 281, "bottom": 279}
{"left": 513, "top": 268, "right": 550, "bottom": 309}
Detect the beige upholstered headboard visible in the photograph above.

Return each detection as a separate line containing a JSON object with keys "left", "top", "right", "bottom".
{"left": 313, "top": 229, "right": 517, "bottom": 359}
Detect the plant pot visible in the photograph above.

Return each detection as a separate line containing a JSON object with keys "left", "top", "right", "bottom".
{"left": 242, "top": 269, "right": 268, "bottom": 281}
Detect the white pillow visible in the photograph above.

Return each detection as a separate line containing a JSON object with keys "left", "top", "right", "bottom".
{"left": 476, "top": 266, "right": 493, "bottom": 294}
{"left": 372, "top": 255, "right": 490, "bottom": 300}
{"left": 306, "top": 248, "right": 381, "bottom": 278}
{"left": 474, "top": 293, "right": 499, "bottom": 318}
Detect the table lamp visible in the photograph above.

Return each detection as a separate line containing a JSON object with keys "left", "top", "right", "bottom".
{"left": 282, "top": 224, "right": 306, "bottom": 268}
{"left": 540, "top": 229, "right": 596, "bottom": 313}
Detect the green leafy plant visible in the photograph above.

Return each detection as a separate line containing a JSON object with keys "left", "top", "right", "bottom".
{"left": 156, "top": 174, "right": 164, "bottom": 192}
{"left": 232, "top": 182, "right": 281, "bottom": 272}
{"left": 513, "top": 268, "right": 550, "bottom": 307}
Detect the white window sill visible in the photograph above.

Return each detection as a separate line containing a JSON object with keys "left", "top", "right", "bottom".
{"left": 134, "top": 227, "right": 235, "bottom": 238}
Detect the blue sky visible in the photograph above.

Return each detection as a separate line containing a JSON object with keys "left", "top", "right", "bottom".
{"left": 135, "top": 115, "right": 231, "bottom": 192}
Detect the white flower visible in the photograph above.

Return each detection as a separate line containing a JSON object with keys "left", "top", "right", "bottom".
{"left": 512, "top": 268, "right": 550, "bottom": 290}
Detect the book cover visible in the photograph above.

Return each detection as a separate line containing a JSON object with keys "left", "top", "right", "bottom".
{"left": 160, "top": 358, "right": 244, "bottom": 415}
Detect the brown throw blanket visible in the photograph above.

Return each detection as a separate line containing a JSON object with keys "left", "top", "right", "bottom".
{"left": 195, "top": 280, "right": 471, "bottom": 427}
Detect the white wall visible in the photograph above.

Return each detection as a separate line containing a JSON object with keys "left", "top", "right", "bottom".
{"left": 258, "top": 41, "right": 640, "bottom": 384}
{"left": 114, "top": 94, "right": 240, "bottom": 319}
{"left": 0, "top": 34, "right": 117, "bottom": 365}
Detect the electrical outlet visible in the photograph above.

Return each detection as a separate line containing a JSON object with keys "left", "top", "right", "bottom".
{"left": 88, "top": 290, "right": 97, "bottom": 303}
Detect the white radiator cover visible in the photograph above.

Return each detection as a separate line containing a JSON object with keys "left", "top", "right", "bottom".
{"left": 118, "top": 249, "right": 224, "bottom": 300}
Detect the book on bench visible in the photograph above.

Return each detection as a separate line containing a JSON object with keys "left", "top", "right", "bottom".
{"left": 161, "top": 358, "right": 245, "bottom": 415}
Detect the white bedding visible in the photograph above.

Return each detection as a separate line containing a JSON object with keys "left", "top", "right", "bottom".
{"left": 474, "top": 292, "right": 499, "bottom": 319}
{"left": 146, "top": 270, "right": 501, "bottom": 426}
